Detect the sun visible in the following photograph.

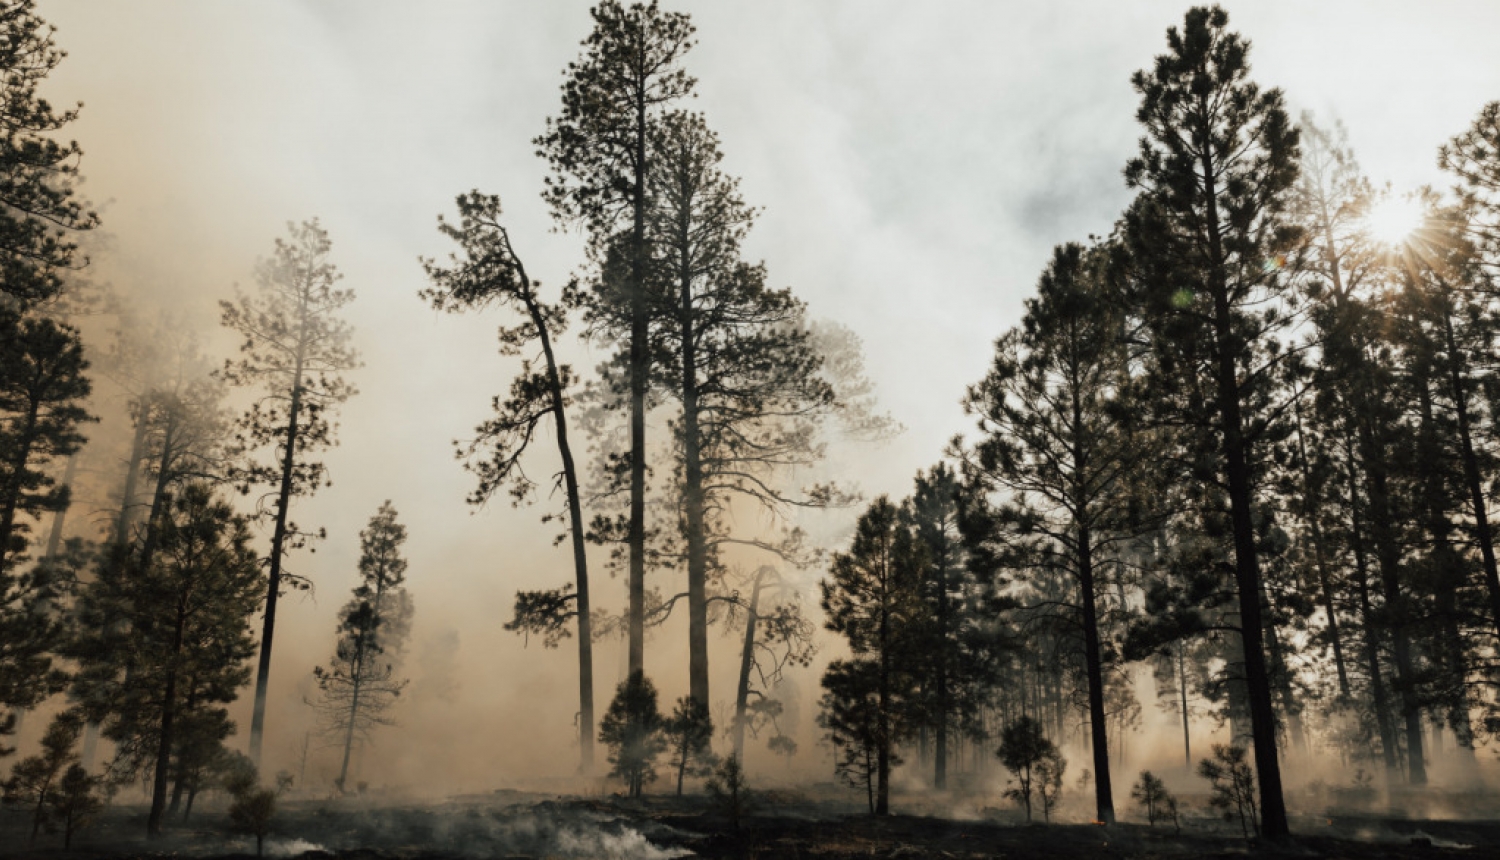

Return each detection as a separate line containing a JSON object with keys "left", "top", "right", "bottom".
{"left": 1363, "top": 195, "right": 1426, "bottom": 246}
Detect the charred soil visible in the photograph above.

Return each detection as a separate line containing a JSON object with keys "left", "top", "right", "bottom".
{"left": 3, "top": 792, "right": 1499, "bottom": 859}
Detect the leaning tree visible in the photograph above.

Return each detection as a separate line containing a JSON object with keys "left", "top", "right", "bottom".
{"left": 422, "top": 192, "right": 599, "bottom": 773}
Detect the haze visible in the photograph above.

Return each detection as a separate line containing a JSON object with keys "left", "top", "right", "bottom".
{"left": 15, "top": 0, "right": 1500, "bottom": 800}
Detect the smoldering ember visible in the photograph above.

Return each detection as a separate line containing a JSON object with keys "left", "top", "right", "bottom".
{"left": 3, "top": 2, "right": 1500, "bottom": 859}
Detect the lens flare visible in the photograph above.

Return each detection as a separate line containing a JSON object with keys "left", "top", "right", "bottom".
{"left": 1363, "top": 195, "right": 1425, "bottom": 246}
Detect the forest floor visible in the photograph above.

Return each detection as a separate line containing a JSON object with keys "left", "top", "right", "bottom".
{"left": 4, "top": 786, "right": 1500, "bottom": 859}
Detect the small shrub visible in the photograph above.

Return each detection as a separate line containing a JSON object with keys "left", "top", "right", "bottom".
{"left": 222, "top": 756, "right": 287, "bottom": 858}
{"left": 1198, "top": 744, "right": 1258, "bottom": 839}
{"left": 1035, "top": 749, "right": 1066, "bottom": 822}
{"left": 598, "top": 671, "right": 665, "bottom": 798}
{"left": 1130, "top": 770, "right": 1180, "bottom": 832}
{"left": 53, "top": 764, "right": 106, "bottom": 849}
{"left": 706, "top": 754, "right": 754, "bottom": 829}
{"left": 997, "top": 716, "right": 1063, "bottom": 823}
{"left": 228, "top": 787, "right": 276, "bottom": 857}
{"left": 662, "top": 697, "right": 715, "bottom": 795}
{"left": 1, "top": 711, "right": 85, "bottom": 845}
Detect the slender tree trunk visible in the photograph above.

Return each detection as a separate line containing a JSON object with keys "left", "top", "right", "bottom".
{"left": 678, "top": 226, "right": 710, "bottom": 710}
{"left": 1348, "top": 444, "right": 1400, "bottom": 778}
{"left": 115, "top": 407, "right": 151, "bottom": 547}
{"left": 337, "top": 639, "right": 366, "bottom": 792}
{"left": 169, "top": 682, "right": 196, "bottom": 817}
{"left": 136, "top": 415, "right": 178, "bottom": 572}
{"left": 545, "top": 360, "right": 594, "bottom": 776}
{"left": 1438, "top": 299, "right": 1500, "bottom": 647}
{"left": 148, "top": 603, "right": 186, "bottom": 837}
{"left": 1077, "top": 520, "right": 1115, "bottom": 824}
{"left": 626, "top": 66, "right": 649, "bottom": 679}
{"left": 1200, "top": 145, "right": 1288, "bottom": 840}
{"left": 0, "top": 405, "right": 40, "bottom": 572}
{"left": 1262, "top": 585, "right": 1306, "bottom": 756}
{"left": 507, "top": 253, "right": 596, "bottom": 776}
{"left": 1415, "top": 359, "right": 1481, "bottom": 776}
{"left": 876, "top": 557, "right": 891, "bottom": 816}
{"left": 1178, "top": 639, "right": 1192, "bottom": 771}
{"left": 250, "top": 354, "right": 305, "bottom": 769}
{"left": 43, "top": 452, "right": 78, "bottom": 558}
{"left": 1360, "top": 429, "right": 1426, "bottom": 785}
{"left": 1293, "top": 402, "right": 1351, "bottom": 697}
{"left": 935, "top": 539, "right": 950, "bottom": 791}
{"left": 732, "top": 570, "right": 765, "bottom": 761}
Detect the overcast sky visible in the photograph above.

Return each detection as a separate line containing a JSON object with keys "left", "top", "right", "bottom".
{"left": 39, "top": 1, "right": 1500, "bottom": 790}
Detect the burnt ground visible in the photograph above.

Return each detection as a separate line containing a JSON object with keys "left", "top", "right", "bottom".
{"left": 3, "top": 788, "right": 1500, "bottom": 860}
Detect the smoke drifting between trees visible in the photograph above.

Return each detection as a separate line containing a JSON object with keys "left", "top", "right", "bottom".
{"left": 5, "top": 0, "right": 1500, "bottom": 848}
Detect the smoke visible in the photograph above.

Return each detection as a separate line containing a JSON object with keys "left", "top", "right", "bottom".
{"left": 263, "top": 800, "right": 693, "bottom": 860}
{"left": 15, "top": 0, "right": 1500, "bottom": 800}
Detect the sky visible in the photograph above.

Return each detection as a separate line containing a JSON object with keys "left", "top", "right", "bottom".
{"left": 33, "top": 0, "right": 1500, "bottom": 792}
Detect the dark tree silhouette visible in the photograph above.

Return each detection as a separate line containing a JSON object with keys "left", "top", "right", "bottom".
{"left": 662, "top": 695, "right": 714, "bottom": 795}
{"left": 422, "top": 192, "right": 598, "bottom": 773}
{"left": 0, "top": 312, "right": 92, "bottom": 571}
{"left": 598, "top": 670, "right": 665, "bottom": 797}
{"left": 817, "top": 658, "right": 883, "bottom": 814}
{"left": 820, "top": 497, "right": 925, "bottom": 815}
{"left": 69, "top": 484, "right": 263, "bottom": 837}
{"left": 537, "top": 0, "right": 696, "bottom": 677}
{"left": 1121, "top": 6, "right": 1301, "bottom": 839}
{"left": 961, "top": 242, "right": 1142, "bottom": 824}
{"left": 726, "top": 566, "right": 815, "bottom": 762}
{"left": 1, "top": 710, "right": 82, "bottom": 845}
{"left": 0, "top": 0, "right": 98, "bottom": 310}
{"left": 996, "top": 714, "right": 1061, "bottom": 824}
{"left": 313, "top": 502, "right": 412, "bottom": 793}
{"left": 0, "top": 312, "right": 91, "bottom": 744}
{"left": 220, "top": 220, "right": 359, "bottom": 768}
{"left": 648, "top": 111, "right": 838, "bottom": 710}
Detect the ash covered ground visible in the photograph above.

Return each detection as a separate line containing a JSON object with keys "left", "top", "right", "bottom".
{"left": 6, "top": 783, "right": 1500, "bottom": 860}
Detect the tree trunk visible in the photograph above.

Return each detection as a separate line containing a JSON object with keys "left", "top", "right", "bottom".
{"left": 625, "top": 63, "right": 649, "bottom": 680}
{"left": 0, "top": 403, "right": 40, "bottom": 572}
{"left": 115, "top": 406, "right": 151, "bottom": 547}
{"left": 1438, "top": 297, "right": 1500, "bottom": 649}
{"left": 1360, "top": 430, "right": 1426, "bottom": 785}
{"left": 1262, "top": 585, "right": 1306, "bottom": 756}
{"left": 678, "top": 222, "right": 709, "bottom": 710}
{"left": 136, "top": 413, "right": 179, "bottom": 572}
{"left": 1200, "top": 144, "right": 1289, "bottom": 840}
{"left": 1347, "top": 444, "right": 1400, "bottom": 778}
{"left": 1415, "top": 357, "right": 1481, "bottom": 779}
{"left": 1178, "top": 640, "right": 1192, "bottom": 771}
{"left": 1077, "top": 520, "right": 1115, "bottom": 824}
{"left": 148, "top": 602, "right": 186, "bottom": 837}
{"left": 43, "top": 452, "right": 78, "bottom": 558}
{"left": 934, "top": 537, "right": 950, "bottom": 791}
{"left": 337, "top": 636, "right": 366, "bottom": 792}
{"left": 732, "top": 570, "right": 765, "bottom": 761}
{"left": 1293, "top": 402, "right": 1351, "bottom": 697}
{"left": 250, "top": 352, "right": 306, "bottom": 769}
{"left": 877, "top": 552, "right": 891, "bottom": 816}
{"left": 504, "top": 258, "right": 597, "bottom": 777}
